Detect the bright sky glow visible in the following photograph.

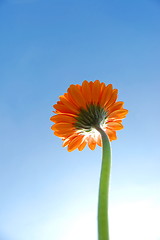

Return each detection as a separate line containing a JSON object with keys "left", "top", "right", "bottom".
{"left": 0, "top": 0, "right": 160, "bottom": 239}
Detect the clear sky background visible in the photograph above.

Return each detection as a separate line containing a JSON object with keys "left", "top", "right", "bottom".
{"left": 0, "top": 0, "right": 160, "bottom": 239}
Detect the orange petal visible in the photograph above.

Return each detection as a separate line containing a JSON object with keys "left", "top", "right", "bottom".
{"left": 107, "top": 121, "right": 124, "bottom": 130}
{"left": 51, "top": 123, "right": 74, "bottom": 131}
{"left": 92, "top": 80, "right": 101, "bottom": 104}
{"left": 89, "top": 81, "right": 93, "bottom": 91}
{"left": 99, "top": 84, "right": 113, "bottom": 107}
{"left": 59, "top": 95, "right": 79, "bottom": 114}
{"left": 68, "top": 135, "right": 84, "bottom": 152}
{"left": 105, "top": 89, "right": 118, "bottom": 109}
{"left": 108, "top": 101, "right": 124, "bottom": 114}
{"left": 98, "top": 82, "right": 106, "bottom": 104}
{"left": 114, "top": 119, "right": 122, "bottom": 123}
{"left": 53, "top": 103, "right": 76, "bottom": 115}
{"left": 76, "top": 84, "right": 81, "bottom": 90}
{"left": 96, "top": 134, "right": 102, "bottom": 147}
{"left": 108, "top": 109, "right": 128, "bottom": 119}
{"left": 81, "top": 80, "right": 92, "bottom": 104}
{"left": 53, "top": 127, "right": 75, "bottom": 134}
{"left": 88, "top": 136, "right": 96, "bottom": 150}
{"left": 78, "top": 140, "right": 87, "bottom": 151}
{"left": 62, "top": 137, "right": 71, "bottom": 147}
{"left": 54, "top": 131, "right": 71, "bottom": 138}
{"left": 50, "top": 114, "right": 77, "bottom": 123}
{"left": 105, "top": 128, "right": 117, "bottom": 141}
{"left": 68, "top": 84, "right": 87, "bottom": 109}
{"left": 53, "top": 111, "right": 77, "bottom": 117}
{"left": 62, "top": 133, "right": 80, "bottom": 147}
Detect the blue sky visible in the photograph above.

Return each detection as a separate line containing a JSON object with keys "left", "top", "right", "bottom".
{"left": 0, "top": 0, "right": 160, "bottom": 239}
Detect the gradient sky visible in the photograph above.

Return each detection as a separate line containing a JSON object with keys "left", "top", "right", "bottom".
{"left": 0, "top": 0, "right": 160, "bottom": 239}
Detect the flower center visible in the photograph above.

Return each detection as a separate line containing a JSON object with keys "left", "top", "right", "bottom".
{"left": 75, "top": 104, "right": 107, "bottom": 131}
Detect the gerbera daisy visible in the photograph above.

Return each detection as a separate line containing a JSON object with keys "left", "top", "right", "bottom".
{"left": 50, "top": 80, "right": 128, "bottom": 240}
{"left": 50, "top": 80, "right": 128, "bottom": 152}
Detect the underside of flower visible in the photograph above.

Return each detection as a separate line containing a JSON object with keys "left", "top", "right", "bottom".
{"left": 50, "top": 80, "right": 128, "bottom": 151}
{"left": 75, "top": 104, "right": 107, "bottom": 130}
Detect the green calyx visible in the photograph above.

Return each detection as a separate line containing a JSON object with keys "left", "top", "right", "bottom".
{"left": 75, "top": 104, "right": 107, "bottom": 130}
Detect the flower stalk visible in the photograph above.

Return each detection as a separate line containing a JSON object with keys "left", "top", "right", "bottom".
{"left": 95, "top": 126, "right": 111, "bottom": 240}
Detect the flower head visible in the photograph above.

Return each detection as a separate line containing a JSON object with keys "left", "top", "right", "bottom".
{"left": 50, "top": 80, "right": 128, "bottom": 152}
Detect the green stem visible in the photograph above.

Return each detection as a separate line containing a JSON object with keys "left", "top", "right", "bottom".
{"left": 95, "top": 126, "right": 111, "bottom": 240}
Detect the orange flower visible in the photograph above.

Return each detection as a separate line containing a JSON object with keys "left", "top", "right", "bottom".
{"left": 50, "top": 80, "right": 128, "bottom": 152}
